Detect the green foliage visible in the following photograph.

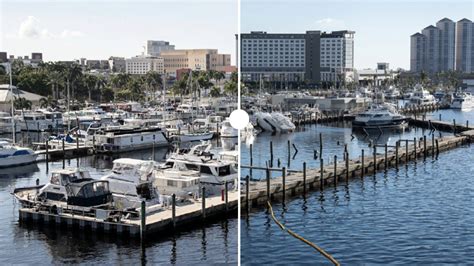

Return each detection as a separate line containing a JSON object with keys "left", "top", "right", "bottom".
{"left": 210, "top": 86, "right": 221, "bottom": 97}
{"left": 14, "top": 97, "right": 32, "bottom": 110}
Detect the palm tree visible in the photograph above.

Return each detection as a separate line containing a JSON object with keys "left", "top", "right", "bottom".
{"left": 14, "top": 97, "right": 32, "bottom": 110}
{"left": 95, "top": 75, "right": 107, "bottom": 102}
{"left": 210, "top": 86, "right": 221, "bottom": 97}
{"left": 83, "top": 73, "right": 98, "bottom": 102}
{"left": 145, "top": 71, "right": 162, "bottom": 101}
{"left": 39, "top": 95, "right": 56, "bottom": 108}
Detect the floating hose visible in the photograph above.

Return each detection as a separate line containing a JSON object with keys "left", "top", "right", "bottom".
{"left": 267, "top": 201, "right": 340, "bottom": 266}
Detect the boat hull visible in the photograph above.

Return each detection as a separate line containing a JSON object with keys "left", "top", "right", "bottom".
{"left": 0, "top": 153, "right": 38, "bottom": 168}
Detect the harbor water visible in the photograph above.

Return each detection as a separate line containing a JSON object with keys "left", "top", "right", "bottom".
{"left": 0, "top": 139, "right": 238, "bottom": 264}
{"left": 241, "top": 109, "right": 474, "bottom": 264}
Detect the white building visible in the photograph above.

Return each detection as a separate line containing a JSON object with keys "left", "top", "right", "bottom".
{"left": 125, "top": 56, "right": 164, "bottom": 75}
{"left": 320, "top": 31, "right": 355, "bottom": 83}
{"left": 0, "top": 85, "right": 44, "bottom": 113}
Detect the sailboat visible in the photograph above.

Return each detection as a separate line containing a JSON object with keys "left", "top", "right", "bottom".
{"left": 0, "top": 63, "right": 38, "bottom": 168}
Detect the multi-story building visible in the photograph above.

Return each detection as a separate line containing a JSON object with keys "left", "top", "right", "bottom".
{"left": 108, "top": 56, "right": 126, "bottom": 73}
{"left": 456, "top": 18, "right": 473, "bottom": 73}
{"left": 0, "top": 52, "right": 7, "bottom": 63}
{"left": 125, "top": 56, "right": 164, "bottom": 75}
{"left": 85, "top": 59, "right": 110, "bottom": 70}
{"left": 161, "top": 49, "right": 231, "bottom": 76}
{"left": 240, "top": 30, "right": 354, "bottom": 85}
{"left": 437, "top": 18, "right": 456, "bottom": 71}
{"left": 411, "top": 18, "right": 472, "bottom": 73}
{"left": 146, "top": 40, "right": 175, "bottom": 57}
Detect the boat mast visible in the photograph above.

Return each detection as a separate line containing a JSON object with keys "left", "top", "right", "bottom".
{"left": 9, "top": 63, "right": 16, "bottom": 144}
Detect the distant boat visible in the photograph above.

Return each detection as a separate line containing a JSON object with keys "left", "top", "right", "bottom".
{"left": 450, "top": 92, "right": 474, "bottom": 110}
{"left": 352, "top": 104, "right": 406, "bottom": 129}
{"left": 220, "top": 119, "right": 238, "bottom": 138}
{"left": 0, "top": 140, "right": 37, "bottom": 168}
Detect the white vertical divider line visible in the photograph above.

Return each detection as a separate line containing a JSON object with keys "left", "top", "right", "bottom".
{"left": 237, "top": 0, "right": 242, "bottom": 264}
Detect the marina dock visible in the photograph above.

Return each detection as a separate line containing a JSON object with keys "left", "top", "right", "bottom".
{"left": 242, "top": 119, "right": 474, "bottom": 209}
{"left": 19, "top": 190, "right": 238, "bottom": 238}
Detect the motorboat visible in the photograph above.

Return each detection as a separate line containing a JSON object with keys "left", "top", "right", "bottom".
{"left": 0, "top": 112, "right": 19, "bottom": 134}
{"left": 0, "top": 140, "right": 38, "bottom": 168}
{"left": 352, "top": 104, "right": 406, "bottom": 129}
{"left": 405, "top": 84, "right": 436, "bottom": 107}
{"left": 450, "top": 92, "right": 474, "bottom": 110}
{"left": 14, "top": 168, "right": 112, "bottom": 211}
{"left": 101, "top": 158, "right": 162, "bottom": 214}
{"left": 93, "top": 126, "right": 169, "bottom": 153}
{"left": 193, "top": 115, "right": 224, "bottom": 134}
{"left": 168, "top": 130, "right": 214, "bottom": 143}
{"left": 153, "top": 165, "right": 201, "bottom": 198}
{"left": 15, "top": 111, "right": 52, "bottom": 131}
{"left": 220, "top": 119, "right": 238, "bottom": 138}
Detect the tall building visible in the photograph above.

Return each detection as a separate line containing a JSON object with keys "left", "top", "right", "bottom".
{"left": 421, "top": 25, "right": 441, "bottom": 73}
{"left": 456, "top": 18, "right": 473, "bottom": 73}
{"left": 146, "top": 40, "right": 175, "bottom": 56}
{"left": 108, "top": 56, "right": 126, "bottom": 73}
{"left": 436, "top": 18, "right": 456, "bottom": 71}
{"left": 240, "top": 30, "right": 354, "bottom": 85}
{"left": 161, "top": 49, "right": 231, "bottom": 76}
{"left": 125, "top": 56, "right": 164, "bottom": 75}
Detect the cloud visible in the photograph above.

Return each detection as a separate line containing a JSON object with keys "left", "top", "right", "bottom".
{"left": 314, "top": 18, "right": 345, "bottom": 31}
{"left": 15, "top": 16, "right": 84, "bottom": 39}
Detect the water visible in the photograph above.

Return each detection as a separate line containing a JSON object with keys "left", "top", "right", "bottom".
{"left": 241, "top": 109, "right": 474, "bottom": 264}
{"left": 0, "top": 139, "right": 238, "bottom": 264}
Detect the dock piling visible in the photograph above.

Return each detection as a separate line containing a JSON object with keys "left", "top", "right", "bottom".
{"left": 361, "top": 149, "right": 365, "bottom": 178}
{"left": 202, "top": 187, "right": 206, "bottom": 220}
{"left": 249, "top": 144, "right": 253, "bottom": 179}
{"left": 282, "top": 167, "right": 286, "bottom": 202}
{"left": 333, "top": 155, "right": 337, "bottom": 186}
{"left": 62, "top": 138, "right": 65, "bottom": 169}
{"left": 373, "top": 146, "right": 377, "bottom": 173}
{"left": 287, "top": 140, "right": 291, "bottom": 168}
{"left": 413, "top": 137, "right": 417, "bottom": 161}
{"left": 225, "top": 181, "right": 228, "bottom": 212}
{"left": 320, "top": 158, "right": 324, "bottom": 190}
{"left": 140, "top": 200, "right": 146, "bottom": 239}
{"left": 246, "top": 175, "right": 250, "bottom": 209}
{"left": 303, "top": 162, "right": 307, "bottom": 194}
{"left": 432, "top": 134, "right": 435, "bottom": 159}
{"left": 384, "top": 143, "right": 388, "bottom": 170}
{"left": 423, "top": 135, "right": 427, "bottom": 159}
{"left": 395, "top": 141, "right": 399, "bottom": 169}
{"left": 266, "top": 167, "right": 271, "bottom": 201}
{"left": 270, "top": 141, "right": 274, "bottom": 167}
{"left": 172, "top": 194, "right": 176, "bottom": 228}
{"left": 345, "top": 152, "right": 349, "bottom": 182}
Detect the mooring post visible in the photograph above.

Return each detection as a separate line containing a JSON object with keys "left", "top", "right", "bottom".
{"left": 345, "top": 152, "right": 349, "bottom": 182}
{"left": 319, "top": 133, "right": 323, "bottom": 158}
{"left": 62, "top": 138, "right": 65, "bottom": 169}
{"left": 432, "top": 134, "right": 435, "bottom": 158}
{"left": 140, "top": 200, "right": 146, "bottom": 239}
{"left": 395, "top": 141, "right": 399, "bottom": 169}
{"left": 436, "top": 139, "right": 439, "bottom": 158}
{"left": 320, "top": 158, "right": 324, "bottom": 190}
{"left": 282, "top": 167, "right": 286, "bottom": 202}
{"left": 373, "top": 146, "right": 377, "bottom": 172}
{"left": 92, "top": 135, "right": 96, "bottom": 154}
{"left": 423, "top": 135, "right": 427, "bottom": 159}
{"left": 384, "top": 143, "right": 388, "bottom": 170}
{"left": 225, "top": 181, "right": 228, "bottom": 212}
{"left": 453, "top": 119, "right": 456, "bottom": 135}
{"left": 287, "top": 140, "right": 291, "bottom": 168}
{"left": 245, "top": 175, "right": 250, "bottom": 210}
{"left": 405, "top": 140, "right": 409, "bottom": 162}
{"left": 439, "top": 114, "right": 441, "bottom": 121}
{"left": 76, "top": 132, "right": 79, "bottom": 167}
{"left": 202, "top": 187, "right": 206, "bottom": 220}
{"left": 303, "top": 162, "right": 307, "bottom": 194}
{"left": 413, "top": 137, "right": 417, "bottom": 161}
{"left": 249, "top": 144, "right": 253, "bottom": 179}
{"left": 361, "top": 149, "right": 365, "bottom": 178}
{"left": 266, "top": 167, "right": 271, "bottom": 201}
{"left": 333, "top": 155, "right": 337, "bottom": 186}
{"left": 270, "top": 141, "right": 274, "bottom": 167}
{"left": 45, "top": 139, "right": 49, "bottom": 172}
{"left": 172, "top": 194, "right": 176, "bottom": 228}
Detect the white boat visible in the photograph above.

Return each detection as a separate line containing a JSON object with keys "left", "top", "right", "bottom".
{"left": 220, "top": 119, "right": 238, "bottom": 138}
{"left": 13, "top": 168, "right": 112, "bottom": 211}
{"left": 385, "top": 86, "right": 400, "bottom": 100}
{"left": 193, "top": 115, "right": 224, "bottom": 133}
{"left": 0, "top": 140, "right": 38, "bottom": 168}
{"left": 101, "top": 158, "right": 162, "bottom": 213}
{"left": 450, "top": 92, "right": 474, "bottom": 110}
{"left": 353, "top": 104, "right": 406, "bottom": 129}
{"left": 169, "top": 131, "right": 214, "bottom": 143}
{"left": 405, "top": 84, "right": 436, "bottom": 107}
{"left": 94, "top": 126, "right": 169, "bottom": 153}
{"left": 15, "top": 111, "right": 53, "bottom": 131}
{"left": 270, "top": 112, "right": 296, "bottom": 133}
{"left": 0, "top": 112, "right": 19, "bottom": 134}
{"left": 38, "top": 109, "right": 63, "bottom": 129}
{"left": 154, "top": 165, "right": 201, "bottom": 198}
{"left": 255, "top": 111, "right": 280, "bottom": 132}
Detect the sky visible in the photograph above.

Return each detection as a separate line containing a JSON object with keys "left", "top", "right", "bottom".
{"left": 0, "top": 0, "right": 238, "bottom": 64}
{"left": 241, "top": 0, "right": 474, "bottom": 70}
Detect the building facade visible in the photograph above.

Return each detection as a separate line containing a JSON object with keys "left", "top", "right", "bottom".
{"left": 421, "top": 25, "right": 441, "bottom": 73}
{"left": 161, "top": 49, "right": 231, "bottom": 76}
{"left": 240, "top": 30, "right": 354, "bottom": 85}
{"left": 437, "top": 18, "right": 456, "bottom": 71}
{"left": 108, "top": 57, "right": 126, "bottom": 73}
{"left": 146, "top": 40, "right": 175, "bottom": 57}
{"left": 456, "top": 18, "right": 474, "bottom": 73}
{"left": 125, "top": 56, "right": 164, "bottom": 75}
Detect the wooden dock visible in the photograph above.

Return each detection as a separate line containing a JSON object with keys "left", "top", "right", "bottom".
{"left": 242, "top": 124, "right": 474, "bottom": 209}
{"left": 19, "top": 190, "right": 238, "bottom": 238}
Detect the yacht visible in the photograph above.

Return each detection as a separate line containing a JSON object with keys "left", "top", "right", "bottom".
{"left": 450, "top": 92, "right": 474, "bottom": 110}
{"left": 0, "top": 112, "right": 19, "bottom": 134}
{"left": 153, "top": 165, "right": 201, "bottom": 198}
{"left": 94, "top": 126, "right": 169, "bottom": 154}
{"left": 0, "top": 140, "right": 38, "bottom": 168}
{"left": 101, "top": 158, "right": 162, "bottom": 214}
{"left": 220, "top": 119, "right": 238, "bottom": 138}
{"left": 406, "top": 84, "right": 436, "bottom": 107}
{"left": 15, "top": 111, "right": 52, "bottom": 131}
{"left": 353, "top": 104, "right": 407, "bottom": 129}
{"left": 192, "top": 115, "right": 224, "bottom": 134}
{"left": 14, "top": 168, "right": 112, "bottom": 211}
{"left": 38, "top": 109, "right": 63, "bottom": 129}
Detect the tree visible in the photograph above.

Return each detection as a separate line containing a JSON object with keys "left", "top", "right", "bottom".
{"left": 223, "top": 80, "right": 237, "bottom": 96}
{"left": 145, "top": 71, "right": 162, "bottom": 101}
{"left": 101, "top": 86, "right": 115, "bottom": 102}
{"left": 210, "top": 86, "right": 221, "bottom": 97}
{"left": 83, "top": 73, "right": 98, "bottom": 102}
{"left": 39, "top": 95, "right": 57, "bottom": 108}
{"left": 14, "top": 97, "right": 32, "bottom": 110}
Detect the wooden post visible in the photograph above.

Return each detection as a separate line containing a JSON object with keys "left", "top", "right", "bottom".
{"left": 45, "top": 139, "right": 49, "bottom": 172}
{"left": 249, "top": 144, "right": 253, "bottom": 179}
{"left": 266, "top": 167, "right": 271, "bottom": 201}
{"left": 413, "top": 137, "right": 417, "bottom": 161}
{"left": 225, "top": 181, "right": 228, "bottom": 212}
{"left": 303, "top": 162, "right": 307, "bottom": 194}
{"left": 432, "top": 134, "right": 435, "bottom": 158}
{"left": 373, "top": 146, "right": 377, "bottom": 172}
{"left": 287, "top": 140, "right": 291, "bottom": 168}
{"left": 423, "top": 135, "right": 427, "bottom": 159}
{"left": 395, "top": 141, "right": 399, "bottom": 169}
{"left": 333, "top": 155, "right": 337, "bottom": 186}
{"left": 453, "top": 119, "right": 456, "bottom": 135}
{"left": 62, "top": 138, "right": 65, "bottom": 169}
{"left": 436, "top": 139, "right": 439, "bottom": 157}
{"left": 245, "top": 175, "right": 250, "bottom": 210}
{"left": 92, "top": 135, "right": 96, "bottom": 154}
{"left": 140, "top": 200, "right": 146, "bottom": 239}
{"left": 270, "top": 141, "right": 274, "bottom": 167}
{"left": 172, "top": 194, "right": 176, "bottom": 228}
{"left": 282, "top": 167, "right": 286, "bottom": 202}
{"left": 320, "top": 158, "right": 324, "bottom": 190}
{"left": 384, "top": 143, "right": 388, "bottom": 170}
{"left": 319, "top": 133, "right": 323, "bottom": 158}
{"left": 201, "top": 187, "right": 206, "bottom": 220}
{"left": 405, "top": 140, "right": 409, "bottom": 162}
{"left": 76, "top": 132, "right": 79, "bottom": 167}
{"left": 361, "top": 149, "right": 365, "bottom": 178}
{"left": 345, "top": 152, "right": 349, "bottom": 182}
